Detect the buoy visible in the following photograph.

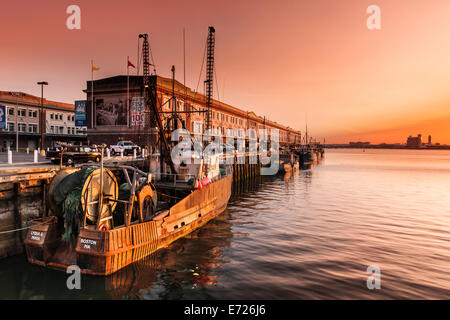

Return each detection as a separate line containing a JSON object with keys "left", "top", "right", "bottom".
{"left": 197, "top": 181, "right": 203, "bottom": 190}
{"left": 201, "top": 177, "right": 210, "bottom": 187}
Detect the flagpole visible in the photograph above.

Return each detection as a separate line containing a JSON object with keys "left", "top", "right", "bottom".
{"left": 91, "top": 60, "right": 94, "bottom": 129}
{"left": 127, "top": 56, "right": 130, "bottom": 128}
{"left": 137, "top": 38, "right": 140, "bottom": 76}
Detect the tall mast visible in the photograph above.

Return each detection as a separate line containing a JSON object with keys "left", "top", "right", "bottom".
{"left": 139, "top": 33, "right": 176, "bottom": 173}
{"left": 171, "top": 65, "right": 177, "bottom": 131}
{"left": 205, "top": 26, "right": 215, "bottom": 131}
{"left": 140, "top": 34, "right": 150, "bottom": 88}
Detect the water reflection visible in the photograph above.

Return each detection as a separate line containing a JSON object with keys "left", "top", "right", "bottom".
{"left": 1, "top": 150, "right": 449, "bottom": 299}
{"left": 103, "top": 209, "right": 234, "bottom": 300}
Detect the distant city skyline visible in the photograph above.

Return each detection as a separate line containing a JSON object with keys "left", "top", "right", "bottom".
{"left": 1, "top": 0, "right": 450, "bottom": 144}
{"left": 348, "top": 133, "right": 440, "bottom": 144}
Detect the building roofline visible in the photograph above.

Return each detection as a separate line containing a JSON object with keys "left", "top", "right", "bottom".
{"left": 0, "top": 90, "right": 74, "bottom": 111}
{"left": 84, "top": 75, "right": 301, "bottom": 135}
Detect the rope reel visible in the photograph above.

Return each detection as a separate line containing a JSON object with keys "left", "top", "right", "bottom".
{"left": 81, "top": 168, "right": 119, "bottom": 225}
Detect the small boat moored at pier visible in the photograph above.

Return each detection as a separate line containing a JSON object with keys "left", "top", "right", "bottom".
{"left": 25, "top": 158, "right": 232, "bottom": 276}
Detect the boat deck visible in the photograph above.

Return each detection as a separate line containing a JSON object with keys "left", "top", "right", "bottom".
{"left": 155, "top": 181, "right": 194, "bottom": 191}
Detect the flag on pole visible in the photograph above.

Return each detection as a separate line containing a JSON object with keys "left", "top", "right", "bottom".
{"left": 127, "top": 57, "right": 132, "bottom": 127}
{"left": 90, "top": 60, "right": 99, "bottom": 128}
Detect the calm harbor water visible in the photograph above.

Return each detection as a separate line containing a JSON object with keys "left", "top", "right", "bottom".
{"left": 1, "top": 148, "right": 449, "bottom": 299}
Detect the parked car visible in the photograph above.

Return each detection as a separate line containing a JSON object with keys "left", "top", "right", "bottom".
{"left": 46, "top": 145, "right": 101, "bottom": 165}
{"left": 110, "top": 141, "right": 142, "bottom": 156}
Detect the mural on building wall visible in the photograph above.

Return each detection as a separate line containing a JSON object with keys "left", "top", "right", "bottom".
{"left": 95, "top": 96, "right": 127, "bottom": 126}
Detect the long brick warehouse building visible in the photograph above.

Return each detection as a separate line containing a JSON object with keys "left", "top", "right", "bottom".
{"left": 85, "top": 75, "right": 302, "bottom": 147}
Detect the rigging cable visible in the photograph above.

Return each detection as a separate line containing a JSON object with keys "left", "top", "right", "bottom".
{"left": 0, "top": 220, "right": 49, "bottom": 235}
{"left": 214, "top": 65, "right": 220, "bottom": 102}
{"left": 194, "top": 38, "right": 208, "bottom": 95}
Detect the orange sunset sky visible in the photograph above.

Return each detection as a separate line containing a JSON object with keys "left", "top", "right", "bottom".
{"left": 1, "top": 0, "right": 450, "bottom": 144}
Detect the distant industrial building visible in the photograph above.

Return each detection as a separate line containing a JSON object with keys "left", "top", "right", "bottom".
{"left": 0, "top": 91, "right": 87, "bottom": 151}
{"left": 349, "top": 141, "right": 370, "bottom": 147}
{"left": 406, "top": 134, "right": 422, "bottom": 148}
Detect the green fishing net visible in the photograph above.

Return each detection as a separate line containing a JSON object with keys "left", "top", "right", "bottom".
{"left": 52, "top": 167, "right": 96, "bottom": 241}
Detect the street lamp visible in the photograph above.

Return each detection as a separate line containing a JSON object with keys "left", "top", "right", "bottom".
{"left": 37, "top": 81, "right": 48, "bottom": 151}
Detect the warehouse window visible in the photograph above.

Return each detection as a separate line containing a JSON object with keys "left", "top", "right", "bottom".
{"left": 8, "top": 107, "right": 14, "bottom": 116}
{"left": 7, "top": 122, "right": 14, "bottom": 132}
{"left": 18, "top": 109, "right": 26, "bottom": 117}
{"left": 18, "top": 123, "right": 26, "bottom": 132}
{"left": 28, "top": 124, "right": 37, "bottom": 133}
{"left": 163, "top": 96, "right": 170, "bottom": 109}
{"left": 192, "top": 121, "right": 202, "bottom": 134}
{"left": 177, "top": 101, "right": 184, "bottom": 112}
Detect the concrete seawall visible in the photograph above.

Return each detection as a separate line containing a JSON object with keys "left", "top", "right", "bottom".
{"left": 0, "top": 176, "right": 49, "bottom": 258}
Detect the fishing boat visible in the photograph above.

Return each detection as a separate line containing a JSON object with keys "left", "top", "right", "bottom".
{"left": 25, "top": 27, "right": 234, "bottom": 276}
{"left": 299, "top": 150, "right": 314, "bottom": 169}
{"left": 278, "top": 149, "right": 299, "bottom": 174}
{"left": 24, "top": 156, "right": 232, "bottom": 276}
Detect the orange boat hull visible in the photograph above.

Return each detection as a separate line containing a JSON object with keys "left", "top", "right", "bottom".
{"left": 25, "top": 174, "right": 232, "bottom": 275}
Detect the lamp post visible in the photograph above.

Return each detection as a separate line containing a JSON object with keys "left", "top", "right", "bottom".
{"left": 37, "top": 81, "right": 48, "bottom": 151}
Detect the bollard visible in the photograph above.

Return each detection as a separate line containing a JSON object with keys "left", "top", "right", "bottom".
{"left": 106, "top": 148, "right": 111, "bottom": 159}
{"left": 133, "top": 149, "right": 136, "bottom": 159}
{"left": 120, "top": 150, "right": 124, "bottom": 158}
{"left": 142, "top": 148, "right": 146, "bottom": 158}
{"left": 8, "top": 150, "right": 12, "bottom": 164}
{"left": 27, "top": 147, "right": 29, "bottom": 154}
{"left": 34, "top": 150, "right": 38, "bottom": 163}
